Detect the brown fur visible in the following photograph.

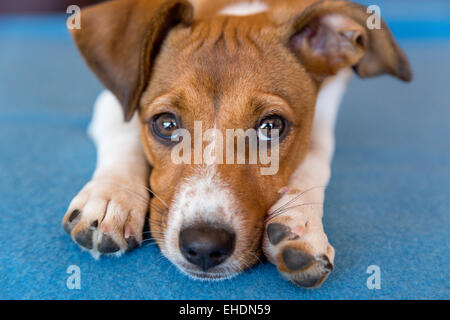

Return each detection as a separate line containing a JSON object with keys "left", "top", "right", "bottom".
{"left": 71, "top": 0, "right": 411, "bottom": 271}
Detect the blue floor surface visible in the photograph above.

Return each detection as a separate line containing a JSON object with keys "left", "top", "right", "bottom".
{"left": 0, "top": 1, "right": 449, "bottom": 299}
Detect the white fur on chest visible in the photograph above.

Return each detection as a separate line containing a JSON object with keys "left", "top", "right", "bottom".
{"left": 220, "top": 1, "right": 268, "bottom": 16}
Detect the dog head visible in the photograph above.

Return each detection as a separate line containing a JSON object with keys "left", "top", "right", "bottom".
{"left": 71, "top": 0, "right": 411, "bottom": 279}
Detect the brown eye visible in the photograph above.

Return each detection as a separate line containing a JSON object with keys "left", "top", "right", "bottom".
{"left": 151, "top": 113, "right": 180, "bottom": 140}
{"left": 257, "top": 115, "right": 286, "bottom": 141}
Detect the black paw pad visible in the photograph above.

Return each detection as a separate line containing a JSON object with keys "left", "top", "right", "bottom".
{"left": 267, "top": 223, "right": 291, "bottom": 245}
{"left": 74, "top": 228, "right": 94, "bottom": 249}
{"left": 282, "top": 247, "right": 314, "bottom": 271}
{"left": 98, "top": 234, "right": 120, "bottom": 253}
{"left": 125, "top": 236, "right": 140, "bottom": 252}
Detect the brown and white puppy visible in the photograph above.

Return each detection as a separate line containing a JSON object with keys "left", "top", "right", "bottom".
{"left": 63, "top": 0, "right": 411, "bottom": 287}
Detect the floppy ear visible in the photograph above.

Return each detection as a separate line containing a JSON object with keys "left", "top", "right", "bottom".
{"left": 288, "top": 0, "right": 412, "bottom": 82}
{"left": 70, "top": 0, "right": 193, "bottom": 120}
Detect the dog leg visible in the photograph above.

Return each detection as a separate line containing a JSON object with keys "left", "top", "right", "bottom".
{"left": 263, "top": 69, "right": 352, "bottom": 287}
{"left": 62, "top": 90, "right": 150, "bottom": 258}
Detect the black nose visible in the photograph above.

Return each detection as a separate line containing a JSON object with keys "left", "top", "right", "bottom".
{"left": 179, "top": 224, "right": 235, "bottom": 271}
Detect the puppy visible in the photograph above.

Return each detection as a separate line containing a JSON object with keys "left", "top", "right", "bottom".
{"left": 63, "top": 0, "right": 411, "bottom": 287}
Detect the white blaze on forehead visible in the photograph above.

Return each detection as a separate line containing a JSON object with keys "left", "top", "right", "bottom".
{"left": 220, "top": 1, "right": 268, "bottom": 16}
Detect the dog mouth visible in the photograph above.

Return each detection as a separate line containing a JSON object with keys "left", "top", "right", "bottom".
{"left": 163, "top": 221, "right": 263, "bottom": 281}
{"left": 178, "top": 264, "right": 240, "bottom": 281}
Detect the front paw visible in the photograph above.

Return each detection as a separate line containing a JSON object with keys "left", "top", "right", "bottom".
{"left": 62, "top": 179, "right": 149, "bottom": 258}
{"left": 264, "top": 221, "right": 335, "bottom": 288}
{"left": 263, "top": 193, "right": 334, "bottom": 288}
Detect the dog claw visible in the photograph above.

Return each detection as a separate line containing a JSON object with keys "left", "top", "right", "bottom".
{"left": 64, "top": 209, "right": 82, "bottom": 234}
{"left": 63, "top": 178, "right": 149, "bottom": 258}
{"left": 68, "top": 209, "right": 81, "bottom": 223}
{"left": 319, "top": 254, "right": 334, "bottom": 272}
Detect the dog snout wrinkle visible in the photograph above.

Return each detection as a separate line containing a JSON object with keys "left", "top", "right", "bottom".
{"left": 179, "top": 224, "right": 235, "bottom": 271}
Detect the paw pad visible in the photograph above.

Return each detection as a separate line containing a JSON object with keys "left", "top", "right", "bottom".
{"left": 97, "top": 234, "right": 120, "bottom": 253}
{"left": 125, "top": 236, "right": 139, "bottom": 252}
{"left": 267, "top": 223, "right": 291, "bottom": 245}
{"left": 74, "top": 228, "right": 94, "bottom": 249}
{"left": 282, "top": 247, "right": 314, "bottom": 271}
{"left": 63, "top": 180, "right": 149, "bottom": 258}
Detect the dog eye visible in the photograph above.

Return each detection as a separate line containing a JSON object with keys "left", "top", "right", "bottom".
{"left": 257, "top": 115, "right": 286, "bottom": 141}
{"left": 151, "top": 113, "right": 180, "bottom": 140}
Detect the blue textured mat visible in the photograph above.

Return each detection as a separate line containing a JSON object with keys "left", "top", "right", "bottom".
{"left": 0, "top": 1, "right": 449, "bottom": 299}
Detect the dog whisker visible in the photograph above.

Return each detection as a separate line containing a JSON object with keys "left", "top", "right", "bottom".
{"left": 142, "top": 237, "right": 162, "bottom": 243}
{"left": 266, "top": 185, "right": 326, "bottom": 219}
{"left": 91, "top": 181, "right": 171, "bottom": 219}
{"left": 232, "top": 257, "right": 248, "bottom": 273}
{"left": 148, "top": 217, "right": 166, "bottom": 224}
{"left": 142, "top": 230, "right": 165, "bottom": 234}
{"left": 144, "top": 186, "right": 169, "bottom": 209}
{"left": 92, "top": 180, "right": 170, "bottom": 216}
{"left": 148, "top": 223, "right": 166, "bottom": 231}
{"left": 145, "top": 231, "right": 166, "bottom": 236}
{"left": 248, "top": 251, "right": 263, "bottom": 265}
{"left": 142, "top": 242, "right": 161, "bottom": 248}
{"left": 148, "top": 221, "right": 165, "bottom": 227}
{"left": 94, "top": 180, "right": 150, "bottom": 203}
{"left": 265, "top": 202, "right": 323, "bottom": 222}
{"left": 147, "top": 219, "right": 164, "bottom": 227}
{"left": 229, "top": 253, "right": 251, "bottom": 273}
